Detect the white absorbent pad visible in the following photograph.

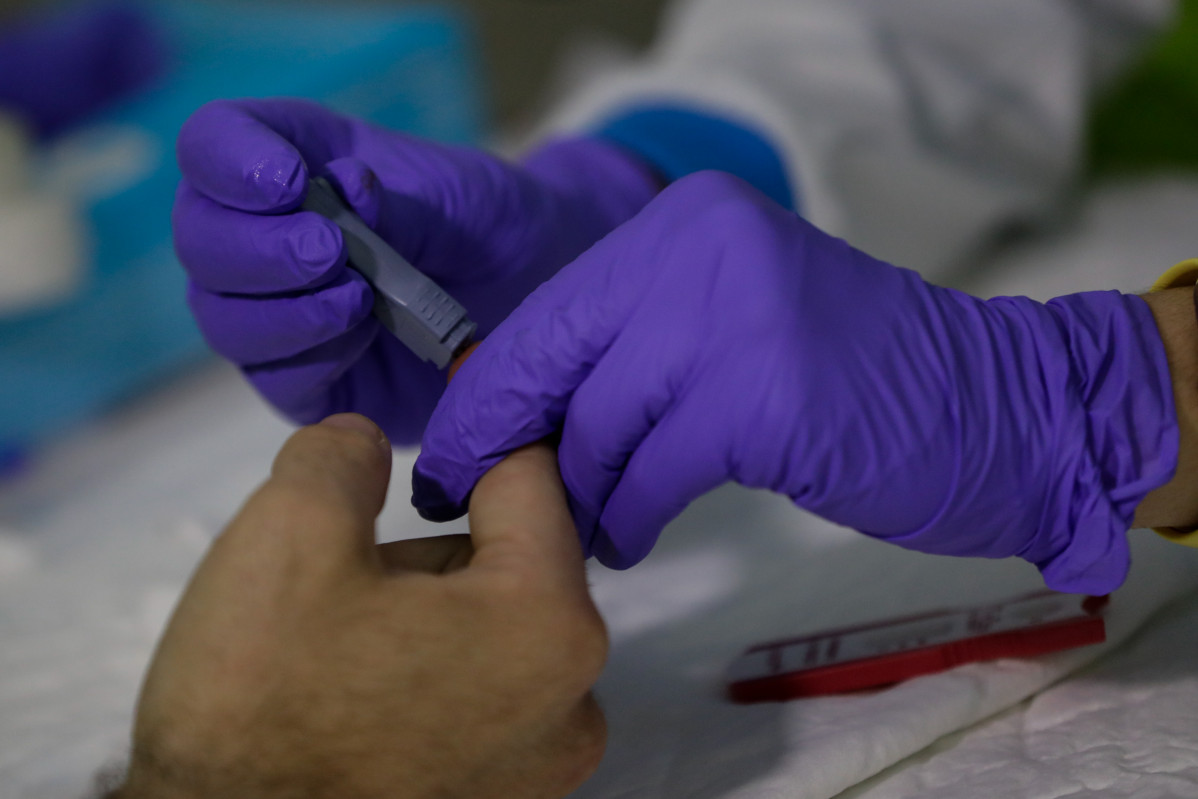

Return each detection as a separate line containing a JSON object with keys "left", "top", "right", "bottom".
{"left": 844, "top": 588, "right": 1198, "bottom": 799}
{"left": 575, "top": 498, "right": 1198, "bottom": 799}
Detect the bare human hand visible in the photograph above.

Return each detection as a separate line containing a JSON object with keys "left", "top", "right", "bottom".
{"left": 111, "top": 414, "right": 608, "bottom": 799}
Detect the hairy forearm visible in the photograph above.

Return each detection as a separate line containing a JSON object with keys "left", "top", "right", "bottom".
{"left": 1134, "top": 287, "right": 1198, "bottom": 529}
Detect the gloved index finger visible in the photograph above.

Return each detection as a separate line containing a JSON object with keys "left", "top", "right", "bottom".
{"left": 410, "top": 190, "right": 663, "bottom": 522}
{"left": 176, "top": 98, "right": 354, "bottom": 213}
{"left": 173, "top": 183, "right": 347, "bottom": 294}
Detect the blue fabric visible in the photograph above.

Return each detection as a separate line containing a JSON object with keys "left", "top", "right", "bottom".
{"left": 0, "top": 445, "right": 27, "bottom": 480}
{"left": 595, "top": 105, "right": 797, "bottom": 213}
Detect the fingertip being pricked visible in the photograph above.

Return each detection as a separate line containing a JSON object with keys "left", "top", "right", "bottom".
{"left": 320, "top": 413, "right": 393, "bottom": 460}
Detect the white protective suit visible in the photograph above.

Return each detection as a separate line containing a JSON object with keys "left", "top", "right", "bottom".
{"left": 543, "top": 0, "right": 1176, "bottom": 280}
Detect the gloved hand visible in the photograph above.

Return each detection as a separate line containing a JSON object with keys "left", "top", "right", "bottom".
{"left": 174, "top": 98, "right": 658, "bottom": 444}
{"left": 413, "top": 172, "right": 1178, "bottom": 594}
{"left": 0, "top": 2, "right": 164, "bottom": 138}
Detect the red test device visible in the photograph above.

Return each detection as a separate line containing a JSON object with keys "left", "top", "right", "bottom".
{"left": 727, "top": 590, "right": 1108, "bottom": 703}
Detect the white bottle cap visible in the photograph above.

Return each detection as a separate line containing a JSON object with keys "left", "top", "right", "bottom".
{"left": 0, "top": 110, "right": 88, "bottom": 314}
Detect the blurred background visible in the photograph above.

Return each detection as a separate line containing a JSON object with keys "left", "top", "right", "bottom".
{"left": 0, "top": 0, "right": 669, "bottom": 129}
{"left": 394, "top": 0, "right": 668, "bottom": 128}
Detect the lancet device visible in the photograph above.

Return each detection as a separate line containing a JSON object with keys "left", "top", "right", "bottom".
{"left": 302, "top": 177, "right": 476, "bottom": 369}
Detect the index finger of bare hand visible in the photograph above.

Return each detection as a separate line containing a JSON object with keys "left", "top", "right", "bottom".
{"left": 464, "top": 443, "right": 591, "bottom": 603}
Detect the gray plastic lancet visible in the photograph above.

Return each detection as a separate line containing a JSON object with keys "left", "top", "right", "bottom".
{"left": 301, "top": 177, "right": 477, "bottom": 369}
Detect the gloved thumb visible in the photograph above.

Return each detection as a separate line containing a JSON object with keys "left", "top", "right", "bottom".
{"left": 321, "top": 157, "right": 384, "bottom": 230}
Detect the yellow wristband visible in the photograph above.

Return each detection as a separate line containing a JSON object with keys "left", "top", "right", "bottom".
{"left": 1150, "top": 259, "right": 1198, "bottom": 548}
{"left": 1151, "top": 259, "right": 1198, "bottom": 293}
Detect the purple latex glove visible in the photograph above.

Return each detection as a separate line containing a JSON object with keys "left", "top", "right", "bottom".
{"left": 0, "top": 2, "right": 165, "bottom": 138}
{"left": 413, "top": 172, "right": 1179, "bottom": 594}
{"left": 174, "top": 98, "right": 658, "bottom": 444}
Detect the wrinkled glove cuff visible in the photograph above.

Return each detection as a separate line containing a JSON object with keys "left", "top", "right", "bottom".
{"left": 1032, "top": 291, "right": 1179, "bottom": 593}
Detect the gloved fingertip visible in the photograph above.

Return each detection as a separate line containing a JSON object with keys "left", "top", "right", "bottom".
{"left": 178, "top": 101, "right": 309, "bottom": 212}
{"left": 248, "top": 153, "right": 308, "bottom": 212}
{"left": 591, "top": 532, "right": 639, "bottom": 571}
{"left": 314, "top": 275, "right": 375, "bottom": 328}
{"left": 322, "top": 157, "right": 383, "bottom": 228}
{"left": 412, "top": 469, "right": 469, "bottom": 522}
{"left": 287, "top": 219, "right": 344, "bottom": 281}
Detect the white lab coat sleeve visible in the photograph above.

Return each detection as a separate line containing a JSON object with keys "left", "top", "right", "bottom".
{"left": 537, "top": 0, "right": 1176, "bottom": 278}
